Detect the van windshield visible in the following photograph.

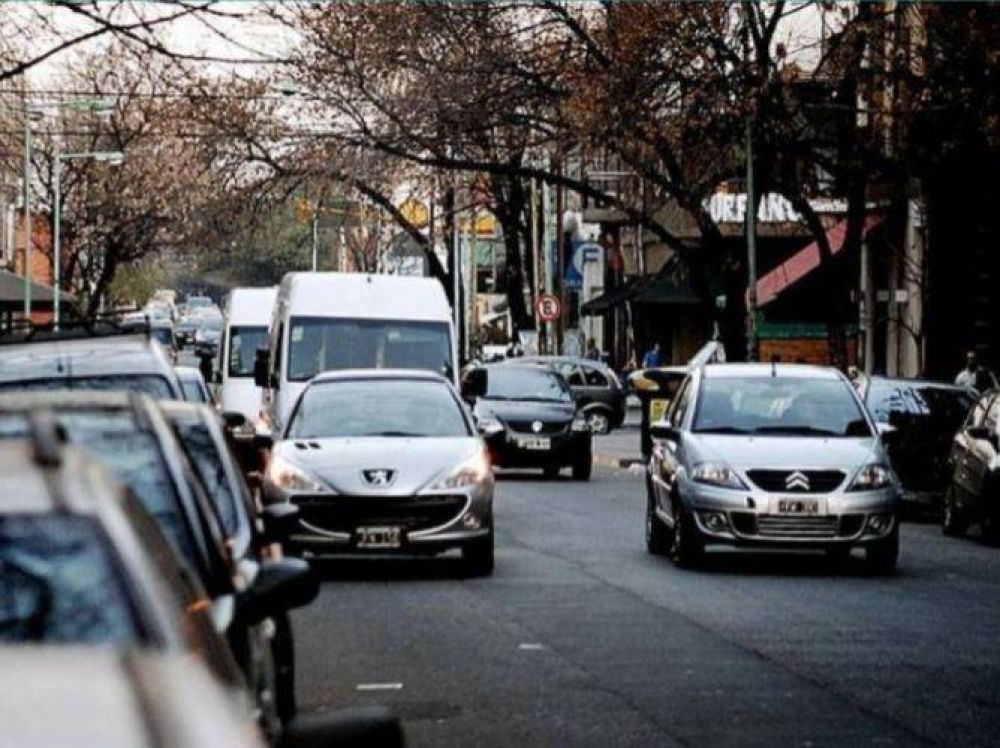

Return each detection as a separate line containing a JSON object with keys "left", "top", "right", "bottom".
{"left": 287, "top": 316, "right": 452, "bottom": 382}
{"left": 228, "top": 325, "right": 269, "bottom": 378}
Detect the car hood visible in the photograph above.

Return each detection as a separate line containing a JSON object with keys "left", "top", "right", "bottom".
{"left": 273, "top": 436, "right": 483, "bottom": 495}
{"left": 475, "top": 398, "right": 576, "bottom": 424}
{"left": 689, "top": 435, "right": 881, "bottom": 471}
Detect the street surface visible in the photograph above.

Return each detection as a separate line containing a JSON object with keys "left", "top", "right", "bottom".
{"left": 291, "top": 446, "right": 1000, "bottom": 747}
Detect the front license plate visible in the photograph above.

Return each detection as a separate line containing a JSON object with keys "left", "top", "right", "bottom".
{"left": 649, "top": 398, "right": 671, "bottom": 423}
{"left": 356, "top": 526, "right": 402, "bottom": 549}
{"left": 516, "top": 437, "right": 551, "bottom": 451}
{"left": 776, "top": 498, "right": 820, "bottom": 515}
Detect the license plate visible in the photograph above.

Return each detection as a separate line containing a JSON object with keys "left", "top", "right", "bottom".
{"left": 516, "top": 436, "right": 551, "bottom": 450}
{"left": 776, "top": 498, "right": 820, "bottom": 515}
{"left": 356, "top": 526, "right": 402, "bottom": 549}
{"left": 649, "top": 398, "right": 671, "bottom": 423}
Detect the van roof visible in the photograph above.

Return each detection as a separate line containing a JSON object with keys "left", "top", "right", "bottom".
{"left": 279, "top": 272, "right": 450, "bottom": 321}
{"left": 225, "top": 287, "right": 277, "bottom": 326}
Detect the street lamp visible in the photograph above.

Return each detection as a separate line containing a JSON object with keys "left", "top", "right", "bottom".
{"left": 52, "top": 150, "right": 125, "bottom": 326}
{"left": 21, "top": 98, "right": 115, "bottom": 318}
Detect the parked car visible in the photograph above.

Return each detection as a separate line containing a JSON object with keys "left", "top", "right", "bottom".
{"left": 517, "top": 356, "right": 626, "bottom": 434}
{"left": 0, "top": 322, "right": 184, "bottom": 399}
{"left": 858, "top": 376, "right": 975, "bottom": 509}
{"left": 462, "top": 363, "right": 593, "bottom": 480}
{"left": 175, "top": 365, "right": 213, "bottom": 404}
{"left": 645, "top": 364, "right": 900, "bottom": 574}
{"left": 943, "top": 388, "right": 1000, "bottom": 541}
{"left": 263, "top": 369, "right": 495, "bottom": 575}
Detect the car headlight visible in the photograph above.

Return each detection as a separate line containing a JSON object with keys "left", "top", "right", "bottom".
{"left": 849, "top": 463, "right": 893, "bottom": 492}
{"left": 431, "top": 449, "right": 491, "bottom": 490}
{"left": 266, "top": 453, "right": 329, "bottom": 493}
{"left": 571, "top": 415, "right": 591, "bottom": 432}
{"left": 691, "top": 462, "right": 746, "bottom": 490}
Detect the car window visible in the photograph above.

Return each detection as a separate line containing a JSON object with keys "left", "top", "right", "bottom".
{"left": 0, "top": 515, "right": 142, "bottom": 646}
{"left": 287, "top": 379, "right": 471, "bottom": 439}
{"left": 180, "top": 377, "right": 209, "bottom": 403}
{"left": 228, "top": 325, "right": 269, "bottom": 378}
{"left": 866, "top": 381, "right": 974, "bottom": 433}
{"left": 583, "top": 366, "right": 608, "bottom": 387}
{"left": 0, "top": 374, "right": 175, "bottom": 399}
{"left": 557, "top": 363, "right": 585, "bottom": 386}
{"left": 667, "top": 377, "right": 692, "bottom": 426}
{"left": 693, "top": 376, "right": 871, "bottom": 437}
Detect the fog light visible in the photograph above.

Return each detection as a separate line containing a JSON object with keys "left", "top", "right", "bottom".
{"left": 866, "top": 514, "right": 890, "bottom": 533}
{"left": 702, "top": 511, "right": 728, "bottom": 532}
{"left": 461, "top": 512, "right": 482, "bottom": 530}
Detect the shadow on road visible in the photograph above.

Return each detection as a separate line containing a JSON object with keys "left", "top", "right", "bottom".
{"left": 308, "top": 554, "right": 472, "bottom": 582}
{"left": 661, "top": 549, "right": 902, "bottom": 579}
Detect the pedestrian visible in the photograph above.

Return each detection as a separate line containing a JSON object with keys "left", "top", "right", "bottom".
{"left": 955, "top": 350, "right": 991, "bottom": 392}
{"left": 641, "top": 342, "right": 662, "bottom": 369}
{"left": 584, "top": 337, "right": 601, "bottom": 361}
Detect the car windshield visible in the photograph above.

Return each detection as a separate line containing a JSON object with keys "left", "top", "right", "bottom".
{"left": 485, "top": 367, "right": 573, "bottom": 403}
{"left": 287, "top": 379, "right": 470, "bottom": 438}
{"left": 0, "top": 412, "right": 198, "bottom": 565}
{"left": 0, "top": 515, "right": 141, "bottom": 645}
{"left": 187, "top": 297, "right": 212, "bottom": 308}
{"left": 171, "top": 418, "right": 242, "bottom": 539}
{"left": 692, "top": 376, "right": 872, "bottom": 437}
{"left": 0, "top": 375, "right": 174, "bottom": 399}
{"left": 228, "top": 325, "right": 268, "bottom": 378}
{"left": 179, "top": 377, "right": 208, "bottom": 403}
{"left": 199, "top": 316, "right": 223, "bottom": 332}
{"left": 287, "top": 316, "right": 452, "bottom": 382}
{"left": 866, "top": 381, "right": 974, "bottom": 430}
{"left": 150, "top": 327, "right": 173, "bottom": 347}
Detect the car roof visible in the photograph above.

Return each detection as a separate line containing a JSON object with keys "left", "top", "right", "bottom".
{"left": 0, "top": 389, "right": 144, "bottom": 413}
{"left": 309, "top": 368, "right": 450, "bottom": 384}
{"left": 521, "top": 355, "right": 606, "bottom": 367}
{"left": 225, "top": 286, "right": 277, "bottom": 325}
{"left": 865, "top": 375, "right": 970, "bottom": 392}
{"left": 0, "top": 334, "right": 177, "bottom": 383}
{"left": 173, "top": 366, "right": 203, "bottom": 381}
{"left": 0, "top": 647, "right": 261, "bottom": 748}
{"left": 701, "top": 363, "right": 843, "bottom": 380}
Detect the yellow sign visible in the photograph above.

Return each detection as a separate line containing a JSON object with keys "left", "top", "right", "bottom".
{"left": 295, "top": 196, "right": 313, "bottom": 224}
{"left": 460, "top": 211, "right": 497, "bottom": 238}
{"left": 399, "top": 198, "right": 429, "bottom": 229}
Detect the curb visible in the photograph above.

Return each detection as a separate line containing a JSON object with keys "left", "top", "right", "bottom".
{"left": 593, "top": 453, "right": 645, "bottom": 470}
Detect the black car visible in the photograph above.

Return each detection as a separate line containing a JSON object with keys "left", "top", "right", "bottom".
{"left": 517, "top": 356, "right": 626, "bottom": 434}
{"left": 462, "top": 363, "right": 593, "bottom": 480}
{"left": 943, "top": 388, "right": 1000, "bottom": 541}
{"left": 859, "top": 376, "right": 975, "bottom": 509}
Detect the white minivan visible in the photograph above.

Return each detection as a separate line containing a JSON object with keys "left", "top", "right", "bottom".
{"left": 218, "top": 286, "right": 277, "bottom": 424}
{"left": 257, "top": 272, "right": 457, "bottom": 432}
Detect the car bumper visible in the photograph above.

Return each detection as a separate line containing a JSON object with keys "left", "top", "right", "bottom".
{"left": 486, "top": 431, "right": 591, "bottom": 468}
{"left": 664, "top": 473, "right": 899, "bottom": 547}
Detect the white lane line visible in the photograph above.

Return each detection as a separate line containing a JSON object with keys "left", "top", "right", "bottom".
{"left": 356, "top": 682, "right": 404, "bottom": 691}
{"left": 518, "top": 643, "right": 544, "bottom": 651}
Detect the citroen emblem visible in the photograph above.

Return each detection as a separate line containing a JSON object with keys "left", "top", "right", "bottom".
{"left": 532, "top": 420, "right": 544, "bottom": 433}
{"left": 785, "top": 471, "right": 810, "bottom": 491}
{"left": 361, "top": 468, "right": 396, "bottom": 487}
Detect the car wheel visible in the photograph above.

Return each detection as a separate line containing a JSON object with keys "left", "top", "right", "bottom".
{"left": 670, "top": 500, "right": 704, "bottom": 568}
{"left": 463, "top": 527, "right": 495, "bottom": 577}
{"left": 543, "top": 464, "right": 561, "bottom": 480}
{"left": 942, "top": 486, "right": 969, "bottom": 538}
{"left": 586, "top": 410, "right": 611, "bottom": 435}
{"left": 864, "top": 526, "right": 899, "bottom": 576}
{"left": 645, "top": 477, "right": 672, "bottom": 555}
{"left": 571, "top": 450, "right": 592, "bottom": 481}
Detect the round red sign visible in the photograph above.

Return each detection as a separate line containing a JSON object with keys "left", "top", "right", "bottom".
{"left": 535, "top": 293, "right": 561, "bottom": 322}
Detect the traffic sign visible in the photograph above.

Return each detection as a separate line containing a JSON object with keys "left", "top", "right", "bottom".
{"left": 535, "top": 293, "right": 561, "bottom": 322}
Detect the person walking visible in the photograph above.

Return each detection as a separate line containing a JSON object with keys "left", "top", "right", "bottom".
{"left": 584, "top": 338, "right": 601, "bottom": 361}
{"left": 641, "top": 342, "right": 662, "bottom": 369}
{"left": 955, "top": 350, "right": 992, "bottom": 392}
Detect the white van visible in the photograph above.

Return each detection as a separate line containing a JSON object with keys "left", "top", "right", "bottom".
{"left": 258, "top": 272, "right": 457, "bottom": 432}
{"left": 218, "top": 286, "right": 277, "bottom": 424}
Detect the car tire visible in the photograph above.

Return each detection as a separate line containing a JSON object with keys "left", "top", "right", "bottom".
{"left": 645, "top": 477, "right": 672, "bottom": 555}
{"left": 586, "top": 410, "right": 611, "bottom": 435}
{"left": 864, "top": 526, "right": 899, "bottom": 576}
{"left": 571, "top": 450, "right": 592, "bottom": 481}
{"left": 543, "top": 464, "right": 561, "bottom": 480}
{"left": 670, "top": 501, "right": 704, "bottom": 568}
{"left": 942, "top": 486, "right": 969, "bottom": 537}
{"left": 463, "top": 527, "right": 495, "bottom": 577}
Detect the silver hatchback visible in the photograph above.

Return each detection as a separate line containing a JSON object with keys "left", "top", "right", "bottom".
{"left": 645, "top": 364, "right": 900, "bottom": 574}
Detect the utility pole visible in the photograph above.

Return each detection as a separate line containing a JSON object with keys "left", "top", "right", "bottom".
{"left": 22, "top": 107, "right": 32, "bottom": 317}
{"left": 311, "top": 213, "right": 318, "bottom": 271}
{"left": 541, "top": 161, "right": 555, "bottom": 353}
{"left": 555, "top": 155, "right": 565, "bottom": 354}
{"left": 530, "top": 176, "right": 544, "bottom": 354}
{"left": 745, "top": 116, "right": 758, "bottom": 362}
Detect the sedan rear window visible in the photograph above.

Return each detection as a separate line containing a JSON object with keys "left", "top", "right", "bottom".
{"left": 0, "top": 515, "right": 141, "bottom": 645}
{"left": 0, "top": 374, "right": 175, "bottom": 400}
{"left": 693, "top": 376, "right": 871, "bottom": 437}
{"left": 865, "top": 382, "right": 973, "bottom": 430}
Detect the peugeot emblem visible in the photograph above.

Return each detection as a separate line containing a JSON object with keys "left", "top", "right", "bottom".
{"left": 532, "top": 420, "right": 544, "bottom": 433}
{"left": 785, "top": 471, "right": 810, "bottom": 491}
{"left": 361, "top": 468, "right": 396, "bottom": 488}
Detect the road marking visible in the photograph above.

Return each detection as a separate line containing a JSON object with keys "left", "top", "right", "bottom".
{"left": 518, "top": 643, "right": 544, "bottom": 651}
{"left": 356, "top": 682, "right": 403, "bottom": 691}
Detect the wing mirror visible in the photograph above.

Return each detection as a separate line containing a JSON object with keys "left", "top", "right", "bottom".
{"left": 476, "top": 418, "right": 504, "bottom": 437}
{"left": 253, "top": 347, "right": 272, "bottom": 389}
{"left": 221, "top": 411, "right": 247, "bottom": 432}
{"left": 261, "top": 503, "right": 300, "bottom": 545}
{"left": 876, "top": 422, "right": 898, "bottom": 440}
{"left": 280, "top": 707, "right": 405, "bottom": 748}
{"left": 649, "top": 419, "right": 680, "bottom": 443}
{"left": 238, "top": 557, "right": 318, "bottom": 625}
{"left": 461, "top": 367, "right": 488, "bottom": 402}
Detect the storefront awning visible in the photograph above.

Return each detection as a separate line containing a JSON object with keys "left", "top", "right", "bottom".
{"left": 0, "top": 270, "right": 72, "bottom": 312}
{"left": 581, "top": 274, "right": 699, "bottom": 316}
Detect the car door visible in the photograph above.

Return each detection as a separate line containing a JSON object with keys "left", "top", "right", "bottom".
{"left": 651, "top": 376, "right": 693, "bottom": 519}
{"left": 578, "top": 364, "right": 611, "bottom": 408}
{"left": 555, "top": 362, "right": 586, "bottom": 398}
{"left": 952, "top": 393, "right": 992, "bottom": 502}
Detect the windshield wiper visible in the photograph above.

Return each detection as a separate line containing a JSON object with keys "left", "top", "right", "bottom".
{"left": 693, "top": 426, "right": 752, "bottom": 435}
{"left": 753, "top": 425, "right": 841, "bottom": 436}
{"left": 366, "top": 430, "right": 427, "bottom": 437}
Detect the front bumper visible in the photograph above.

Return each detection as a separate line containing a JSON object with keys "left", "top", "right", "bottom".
{"left": 663, "top": 473, "right": 899, "bottom": 547}
{"left": 487, "top": 430, "right": 591, "bottom": 468}
{"left": 264, "top": 482, "right": 493, "bottom": 555}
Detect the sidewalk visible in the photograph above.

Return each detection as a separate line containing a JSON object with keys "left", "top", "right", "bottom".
{"left": 592, "top": 413, "right": 644, "bottom": 470}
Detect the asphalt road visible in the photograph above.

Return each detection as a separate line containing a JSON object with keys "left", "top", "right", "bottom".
{"left": 289, "top": 461, "right": 1000, "bottom": 748}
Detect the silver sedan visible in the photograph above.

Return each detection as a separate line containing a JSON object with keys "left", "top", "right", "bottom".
{"left": 646, "top": 363, "right": 900, "bottom": 574}
{"left": 263, "top": 369, "right": 494, "bottom": 575}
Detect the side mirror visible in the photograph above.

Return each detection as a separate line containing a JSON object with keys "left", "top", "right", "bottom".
{"left": 461, "top": 368, "right": 488, "bottom": 402}
{"left": 253, "top": 432, "right": 274, "bottom": 452}
{"left": 212, "top": 370, "right": 223, "bottom": 385}
{"left": 476, "top": 418, "right": 504, "bottom": 437}
{"left": 649, "top": 419, "right": 680, "bottom": 442}
{"left": 253, "top": 347, "right": 271, "bottom": 389}
{"left": 221, "top": 411, "right": 247, "bottom": 431}
{"left": 238, "top": 557, "right": 318, "bottom": 625}
{"left": 280, "top": 707, "right": 405, "bottom": 748}
{"left": 261, "top": 503, "right": 300, "bottom": 545}
{"left": 876, "top": 422, "right": 898, "bottom": 440}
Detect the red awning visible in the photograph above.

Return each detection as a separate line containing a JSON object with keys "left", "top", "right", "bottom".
{"left": 754, "top": 216, "right": 882, "bottom": 307}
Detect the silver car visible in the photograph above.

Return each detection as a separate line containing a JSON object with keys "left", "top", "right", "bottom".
{"left": 263, "top": 369, "right": 495, "bottom": 575}
{"left": 645, "top": 363, "right": 900, "bottom": 574}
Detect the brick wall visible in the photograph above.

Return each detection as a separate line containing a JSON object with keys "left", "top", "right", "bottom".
{"left": 759, "top": 336, "right": 858, "bottom": 367}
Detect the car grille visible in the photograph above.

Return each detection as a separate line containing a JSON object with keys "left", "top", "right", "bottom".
{"left": 745, "top": 469, "right": 846, "bottom": 494}
{"left": 293, "top": 494, "right": 467, "bottom": 534}
{"left": 505, "top": 420, "right": 568, "bottom": 435}
{"left": 730, "top": 512, "right": 865, "bottom": 539}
